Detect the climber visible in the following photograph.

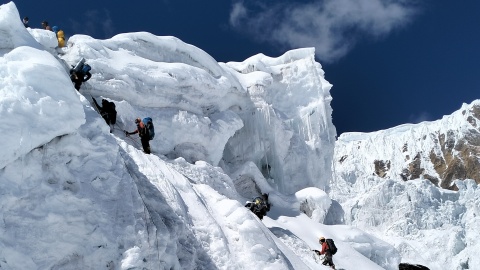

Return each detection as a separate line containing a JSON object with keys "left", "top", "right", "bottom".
{"left": 245, "top": 193, "right": 270, "bottom": 220}
{"left": 125, "top": 118, "right": 152, "bottom": 154}
{"left": 41, "top": 20, "right": 52, "bottom": 31}
{"left": 52, "top": 26, "right": 65, "bottom": 47}
{"left": 92, "top": 98, "right": 117, "bottom": 132}
{"left": 313, "top": 237, "right": 336, "bottom": 269}
{"left": 70, "top": 61, "right": 92, "bottom": 91}
{"left": 22, "top": 16, "right": 29, "bottom": 28}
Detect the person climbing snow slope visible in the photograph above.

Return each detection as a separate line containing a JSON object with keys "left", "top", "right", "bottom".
{"left": 313, "top": 237, "right": 336, "bottom": 269}
{"left": 245, "top": 193, "right": 271, "bottom": 220}
{"left": 125, "top": 117, "right": 154, "bottom": 154}
{"left": 52, "top": 26, "right": 65, "bottom": 48}
{"left": 69, "top": 60, "right": 92, "bottom": 91}
{"left": 92, "top": 98, "right": 117, "bottom": 133}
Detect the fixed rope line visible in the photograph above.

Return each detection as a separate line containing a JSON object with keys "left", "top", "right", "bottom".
{"left": 124, "top": 133, "right": 142, "bottom": 148}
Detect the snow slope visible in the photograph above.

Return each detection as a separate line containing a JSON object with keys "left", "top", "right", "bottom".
{"left": 1, "top": 2, "right": 394, "bottom": 269}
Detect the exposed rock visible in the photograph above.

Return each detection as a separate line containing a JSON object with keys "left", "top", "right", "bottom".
{"left": 399, "top": 263, "right": 430, "bottom": 270}
{"left": 407, "top": 153, "right": 424, "bottom": 180}
{"left": 374, "top": 160, "right": 390, "bottom": 178}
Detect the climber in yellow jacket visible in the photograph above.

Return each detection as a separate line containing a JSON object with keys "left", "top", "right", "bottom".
{"left": 52, "top": 26, "right": 65, "bottom": 48}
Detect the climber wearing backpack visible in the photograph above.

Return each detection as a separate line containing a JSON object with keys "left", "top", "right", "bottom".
{"left": 125, "top": 117, "right": 154, "bottom": 154}
{"left": 313, "top": 237, "right": 336, "bottom": 269}
{"left": 92, "top": 98, "right": 117, "bottom": 132}
{"left": 245, "top": 193, "right": 271, "bottom": 220}
{"left": 52, "top": 26, "right": 65, "bottom": 47}
{"left": 70, "top": 61, "right": 92, "bottom": 91}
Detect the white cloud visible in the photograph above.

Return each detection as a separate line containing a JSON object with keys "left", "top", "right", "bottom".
{"left": 229, "top": 2, "right": 248, "bottom": 27}
{"left": 230, "top": 0, "right": 420, "bottom": 63}
{"left": 409, "top": 111, "right": 432, "bottom": 124}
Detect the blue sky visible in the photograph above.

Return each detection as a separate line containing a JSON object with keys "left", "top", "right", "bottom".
{"left": 14, "top": 0, "right": 480, "bottom": 135}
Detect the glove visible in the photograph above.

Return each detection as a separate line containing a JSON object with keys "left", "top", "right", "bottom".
{"left": 313, "top": 250, "right": 320, "bottom": 255}
{"left": 125, "top": 131, "right": 129, "bottom": 136}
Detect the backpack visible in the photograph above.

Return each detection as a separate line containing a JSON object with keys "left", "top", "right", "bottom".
{"left": 142, "top": 117, "right": 155, "bottom": 140}
{"left": 82, "top": 63, "right": 91, "bottom": 74}
{"left": 253, "top": 197, "right": 263, "bottom": 206}
{"left": 326, "top": 239, "right": 337, "bottom": 255}
{"left": 253, "top": 195, "right": 270, "bottom": 213}
{"left": 71, "top": 58, "right": 85, "bottom": 74}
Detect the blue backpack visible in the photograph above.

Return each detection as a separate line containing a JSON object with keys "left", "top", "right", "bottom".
{"left": 72, "top": 58, "right": 85, "bottom": 73}
{"left": 143, "top": 117, "right": 155, "bottom": 140}
{"left": 82, "top": 64, "right": 91, "bottom": 74}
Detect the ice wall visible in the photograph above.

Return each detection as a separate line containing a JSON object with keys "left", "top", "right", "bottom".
{"left": 57, "top": 33, "right": 250, "bottom": 166}
{"left": 223, "top": 49, "right": 336, "bottom": 194}
{"left": 59, "top": 31, "right": 336, "bottom": 196}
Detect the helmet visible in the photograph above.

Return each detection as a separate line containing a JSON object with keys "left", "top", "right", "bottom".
{"left": 52, "top": 26, "right": 59, "bottom": 33}
{"left": 319, "top": 237, "right": 325, "bottom": 242}
{"left": 135, "top": 118, "right": 141, "bottom": 124}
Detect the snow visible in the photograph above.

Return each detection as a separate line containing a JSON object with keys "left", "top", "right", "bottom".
{"left": 0, "top": 47, "right": 85, "bottom": 169}
{"left": 1, "top": 1, "right": 478, "bottom": 270}
{"left": 334, "top": 101, "right": 480, "bottom": 269}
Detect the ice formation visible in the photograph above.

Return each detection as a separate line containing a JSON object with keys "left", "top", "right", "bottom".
{"left": 1, "top": 2, "right": 478, "bottom": 269}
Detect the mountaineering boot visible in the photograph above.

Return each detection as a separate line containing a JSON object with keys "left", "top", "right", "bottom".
{"left": 322, "top": 261, "right": 335, "bottom": 269}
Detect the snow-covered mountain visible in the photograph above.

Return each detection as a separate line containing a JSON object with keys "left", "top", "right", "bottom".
{"left": 1, "top": 2, "right": 478, "bottom": 270}
{"left": 333, "top": 101, "right": 480, "bottom": 269}
{"left": 335, "top": 101, "right": 480, "bottom": 190}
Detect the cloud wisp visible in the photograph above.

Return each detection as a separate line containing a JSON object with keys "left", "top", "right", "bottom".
{"left": 408, "top": 111, "right": 432, "bottom": 124}
{"left": 230, "top": 0, "right": 420, "bottom": 63}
